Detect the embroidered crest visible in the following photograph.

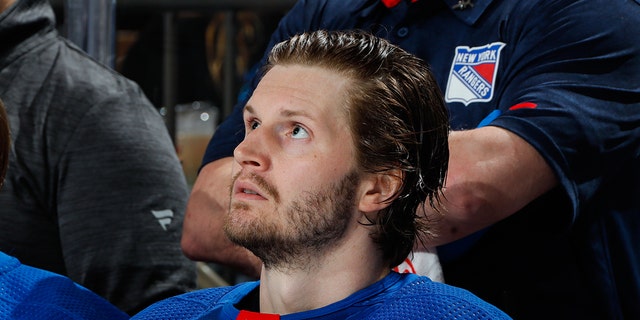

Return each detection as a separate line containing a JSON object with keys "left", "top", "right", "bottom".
{"left": 445, "top": 42, "right": 505, "bottom": 106}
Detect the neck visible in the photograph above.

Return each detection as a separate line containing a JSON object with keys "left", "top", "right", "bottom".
{"left": 258, "top": 223, "right": 389, "bottom": 315}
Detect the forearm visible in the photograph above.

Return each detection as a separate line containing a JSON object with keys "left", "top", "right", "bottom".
{"left": 418, "top": 127, "right": 557, "bottom": 248}
{"left": 181, "top": 157, "right": 262, "bottom": 278}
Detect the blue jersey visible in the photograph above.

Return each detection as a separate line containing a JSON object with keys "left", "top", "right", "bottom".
{"left": 0, "top": 252, "right": 129, "bottom": 320}
{"left": 133, "top": 272, "right": 510, "bottom": 319}
{"left": 203, "top": 0, "right": 640, "bottom": 318}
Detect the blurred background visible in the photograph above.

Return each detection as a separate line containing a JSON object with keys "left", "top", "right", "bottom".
{"left": 50, "top": 0, "right": 293, "bottom": 187}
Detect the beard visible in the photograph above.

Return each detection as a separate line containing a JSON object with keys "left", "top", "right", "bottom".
{"left": 225, "top": 170, "right": 360, "bottom": 271}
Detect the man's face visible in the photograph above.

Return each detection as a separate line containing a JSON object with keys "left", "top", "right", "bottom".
{"left": 225, "top": 64, "right": 361, "bottom": 268}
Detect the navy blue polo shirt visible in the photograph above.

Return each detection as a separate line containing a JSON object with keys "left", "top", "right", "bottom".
{"left": 203, "top": 0, "right": 640, "bottom": 318}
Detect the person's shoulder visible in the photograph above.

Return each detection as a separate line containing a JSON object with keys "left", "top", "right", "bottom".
{"left": 507, "top": 0, "right": 640, "bottom": 24}
{"left": 297, "top": 0, "right": 371, "bottom": 11}
{"left": 0, "top": 253, "right": 129, "bottom": 320}
{"left": 291, "top": 0, "right": 377, "bottom": 24}
{"left": 47, "top": 36, "right": 150, "bottom": 104}
{"left": 161, "top": 285, "right": 238, "bottom": 306}
{"left": 369, "top": 274, "right": 512, "bottom": 319}
{"left": 132, "top": 284, "right": 247, "bottom": 319}
{"left": 0, "top": 251, "right": 19, "bottom": 273}
{"left": 319, "top": 0, "right": 373, "bottom": 11}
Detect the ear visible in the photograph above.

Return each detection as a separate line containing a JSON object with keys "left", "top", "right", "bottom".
{"left": 357, "top": 169, "right": 403, "bottom": 213}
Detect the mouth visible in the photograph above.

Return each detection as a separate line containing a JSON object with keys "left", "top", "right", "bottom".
{"left": 242, "top": 189, "right": 259, "bottom": 195}
{"left": 233, "top": 180, "right": 267, "bottom": 201}
{"left": 231, "top": 171, "right": 280, "bottom": 203}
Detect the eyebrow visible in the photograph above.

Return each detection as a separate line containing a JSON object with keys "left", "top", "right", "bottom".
{"left": 244, "top": 104, "right": 255, "bottom": 114}
{"left": 244, "top": 104, "right": 313, "bottom": 119}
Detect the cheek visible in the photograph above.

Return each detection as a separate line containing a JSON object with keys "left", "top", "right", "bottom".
{"left": 231, "top": 160, "right": 242, "bottom": 176}
{"left": 275, "top": 140, "right": 356, "bottom": 193}
{"left": 277, "top": 160, "right": 349, "bottom": 191}
{"left": 281, "top": 140, "right": 312, "bottom": 157}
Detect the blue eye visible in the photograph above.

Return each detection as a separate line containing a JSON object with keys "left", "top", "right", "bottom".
{"left": 291, "top": 125, "right": 309, "bottom": 139}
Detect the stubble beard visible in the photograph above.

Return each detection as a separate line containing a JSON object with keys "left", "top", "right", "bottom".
{"left": 225, "top": 170, "right": 360, "bottom": 271}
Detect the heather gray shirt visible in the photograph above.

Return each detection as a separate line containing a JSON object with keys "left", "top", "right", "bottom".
{"left": 0, "top": 0, "right": 196, "bottom": 314}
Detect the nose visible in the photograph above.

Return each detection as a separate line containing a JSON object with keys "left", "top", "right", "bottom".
{"left": 233, "top": 128, "right": 270, "bottom": 171}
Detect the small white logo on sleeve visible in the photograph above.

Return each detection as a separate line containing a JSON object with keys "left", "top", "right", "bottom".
{"left": 151, "top": 209, "right": 174, "bottom": 231}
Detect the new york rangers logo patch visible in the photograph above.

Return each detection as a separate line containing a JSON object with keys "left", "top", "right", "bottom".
{"left": 445, "top": 42, "right": 505, "bottom": 105}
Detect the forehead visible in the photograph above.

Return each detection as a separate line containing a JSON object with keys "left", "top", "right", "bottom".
{"left": 247, "top": 64, "right": 352, "bottom": 121}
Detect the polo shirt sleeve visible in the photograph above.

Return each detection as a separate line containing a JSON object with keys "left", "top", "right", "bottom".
{"left": 489, "top": 0, "right": 640, "bottom": 222}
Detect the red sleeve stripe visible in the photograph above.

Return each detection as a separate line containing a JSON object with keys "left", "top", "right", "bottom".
{"left": 509, "top": 102, "right": 537, "bottom": 110}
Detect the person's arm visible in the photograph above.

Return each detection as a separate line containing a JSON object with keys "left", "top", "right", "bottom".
{"left": 58, "top": 94, "right": 196, "bottom": 314}
{"left": 421, "top": 0, "right": 640, "bottom": 248}
{"left": 419, "top": 126, "right": 557, "bottom": 248}
{"left": 181, "top": 157, "right": 262, "bottom": 278}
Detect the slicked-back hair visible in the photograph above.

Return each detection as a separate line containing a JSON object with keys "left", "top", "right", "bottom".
{"left": 262, "top": 30, "right": 450, "bottom": 268}
{"left": 0, "top": 99, "right": 10, "bottom": 188}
